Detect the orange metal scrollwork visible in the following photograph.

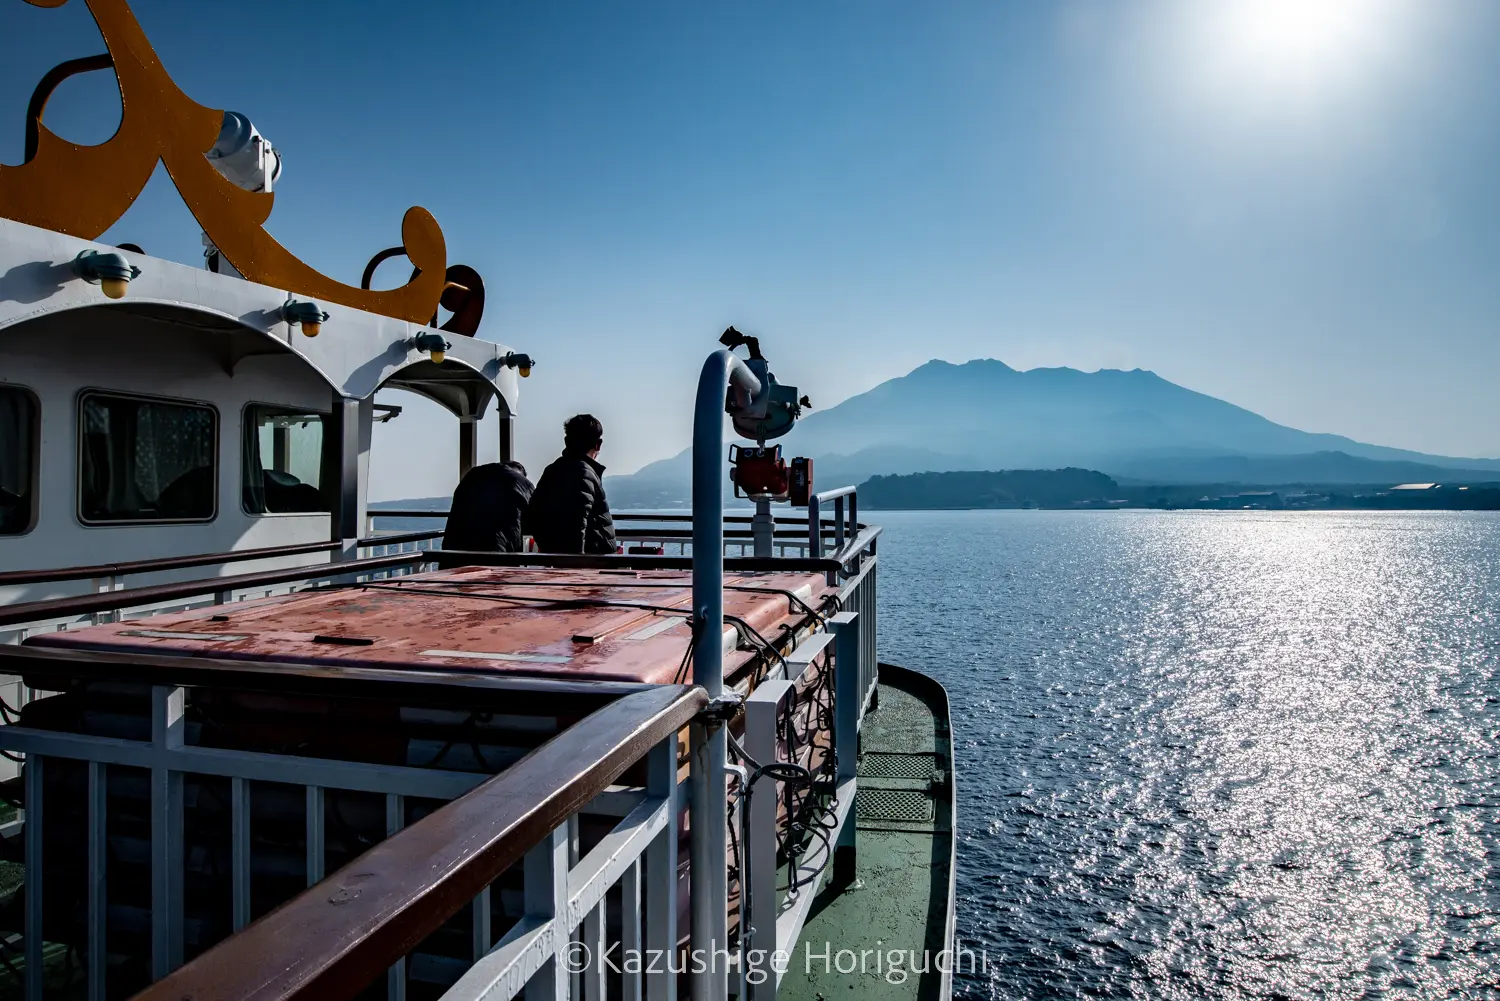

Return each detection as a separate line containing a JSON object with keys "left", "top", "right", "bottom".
{"left": 2, "top": 0, "right": 447, "bottom": 325}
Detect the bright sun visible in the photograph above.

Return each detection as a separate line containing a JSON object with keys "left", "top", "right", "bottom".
{"left": 1188, "top": 0, "right": 1403, "bottom": 102}
{"left": 1226, "top": 0, "right": 1368, "bottom": 67}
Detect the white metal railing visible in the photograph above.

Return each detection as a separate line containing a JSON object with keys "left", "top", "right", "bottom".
{"left": 1, "top": 557, "right": 434, "bottom": 645}
{"left": 805, "top": 488, "right": 859, "bottom": 560}
{"left": 0, "top": 680, "right": 691, "bottom": 1001}
{"left": 0, "top": 507, "right": 881, "bottom": 1000}
{"left": 439, "top": 733, "right": 681, "bottom": 1001}
{"left": 363, "top": 511, "right": 839, "bottom": 561}
{"left": 739, "top": 613, "right": 864, "bottom": 999}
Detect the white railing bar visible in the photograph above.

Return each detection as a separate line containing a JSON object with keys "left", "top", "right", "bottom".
{"left": 582, "top": 784, "right": 648, "bottom": 817}
{"left": 529, "top": 824, "right": 570, "bottom": 1001}
{"left": 565, "top": 794, "right": 670, "bottom": 930}
{"left": 744, "top": 679, "right": 791, "bottom": 999}
{"left": 829, "top": 613, "right": 860, "bottom": 785}
{"left": 0, "top": 727, "right": 490, "bottom": 799}
{"left": 24, "top": 754, "right": 42, "bottom": 1001}
{"left": 473, "top": 887, "right": 493, "bottom": 962}
{"left": 231, "top": 776, "right": 252, "bottom": 931}
{"left": 306, "top": 785, "right": 326, "bottom": 885}
{"left": 644, "top": 737, "right": 679, "bottom": 1001}
{"left": 582, "top": 902, "right": 606, "bottom": 1001}
{"left": 150, "top": 685, "right": 186, "bottom": 978}
{"left": 779, "top": 630, "right": 834, "bottom": 683}
{"left": 387, "top": 793, "right": 408, "bottom": 1001}
{"left": 87, "top": 759, "right": 107, "bottom": 1001}
{"left": 772, "top": 775, "right": 857, "bottom": 987}
{"left": 621, "top": 859, "right": 643, "bottom": 1001}
{"left": 441, "top": 915, "right": 555, "bottom": 1001}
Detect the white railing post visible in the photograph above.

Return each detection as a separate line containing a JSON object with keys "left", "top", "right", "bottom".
{"left": 24, "top": 753, "right": 42, "bottom": 1001}
{"left": 387, "top": 794, "right": 408, "bottom": 1001}
{"left": 645, "top": 735, "right": 679, "bottom": 1001}
{"left": 150, "top": 685, "right": 186, "bottom": 977}
{"left": 231, "top": 777, "right": 252, "bottom": 932}
{"left": 744, "top": 678, "right": 792, "bottom": 1000}
{"left": 830, "top": 613, "right": 860, "bottom": 887}
{"left": 806, "top": 496, "right": 822, "bottom": 558}
{"left": 87, "top": 760, "right": 108, "bottom": 1001}
{"left": 525, "top": 825, "right": 570, "bottom": 1001}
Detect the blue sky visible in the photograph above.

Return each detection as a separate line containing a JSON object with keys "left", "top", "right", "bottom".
{"left": 5, "top": 0, "right": 1499, "bottom": 499}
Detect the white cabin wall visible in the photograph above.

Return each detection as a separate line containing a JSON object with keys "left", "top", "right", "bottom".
{"left": 0, "top": 309, "right": 336, "bottom": 602}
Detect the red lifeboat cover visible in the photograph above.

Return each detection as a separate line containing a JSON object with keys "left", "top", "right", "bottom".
{"left": 25, "top": 566, "right": 835, "bottom": 686}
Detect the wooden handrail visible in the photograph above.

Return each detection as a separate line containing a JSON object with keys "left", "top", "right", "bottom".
{"left": 132, "top": 684, "right": 707, "bottom": 1001}
{"left": 0, "top": 551, "right": 429, "bottom": 628}
{"left": 0, "top": 539, "right": 343, "bottom": 588}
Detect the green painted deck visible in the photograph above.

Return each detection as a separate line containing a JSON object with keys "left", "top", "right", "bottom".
{"left": 777, "top": 664, "right": 955, "bottom": 1001}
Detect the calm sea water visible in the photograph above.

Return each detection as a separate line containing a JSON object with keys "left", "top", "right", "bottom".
{"left": 874, "top": 510, "right": 1500, "bottom": 1000}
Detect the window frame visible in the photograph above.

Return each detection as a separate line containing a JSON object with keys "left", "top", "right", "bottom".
{"left": 75, "top": 388, "right": 220, "bottom": 527}
{"left": 240, "top": 401, "right": 333, "bottom": 518}
{"left": 0, "top": 383, "right": 41, "bottom": 537}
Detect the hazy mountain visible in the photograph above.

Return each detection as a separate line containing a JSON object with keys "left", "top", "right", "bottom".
{"left": 606, "top": 358, "right": 1500, "bottom": 505}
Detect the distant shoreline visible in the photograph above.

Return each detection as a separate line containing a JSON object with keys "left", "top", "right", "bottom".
{"left": 856, "top": 470, "right": 1500, "bottom": 513}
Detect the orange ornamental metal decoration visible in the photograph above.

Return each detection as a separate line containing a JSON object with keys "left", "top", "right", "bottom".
{"left": 1, "top": 0, "right": 447, "bottom": 326}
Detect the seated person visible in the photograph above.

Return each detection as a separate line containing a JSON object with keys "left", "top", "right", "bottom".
{"left": 156, "top": 465, "right": 215, "bottom": 519}
{"left": 0, "top": 485, "right": 27, "bottom": 534}
{"left": 443, "top": 460, "right": 534, "bottom": 553}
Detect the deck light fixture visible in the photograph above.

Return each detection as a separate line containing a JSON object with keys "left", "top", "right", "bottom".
{"left": 502, "top": 351, "right": 535, "bottom": 378}
{"left": 282, "top": 298, "right": 328, "bottom": 337}
{"left": 413, "top": 331, "right": 450, "bottom": 364}
{"left": 73, "top": 249, "right": 140, "bottom": 299}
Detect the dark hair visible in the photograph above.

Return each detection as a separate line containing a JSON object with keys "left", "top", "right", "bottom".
{"left": 563, "top": 414, "right": 604, "bottom": 454}
{"left": 505, "top": 460, "right": 527, "bottom": 477}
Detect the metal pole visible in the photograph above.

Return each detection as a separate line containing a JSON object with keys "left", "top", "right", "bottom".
{"left": 499, "top": 415, "right": 515, "bottom": 465}
{"left": 751, "top": 498, "right": 774, "bottom": 559}
{"left": 325, "top": 396, "right": 366, "bottom": 564}
{"left": 459, "top": 419, "right": 478, "bottom": 479}
{"left": 807, "top": 495, "right": 822, "bottom": 558}
{"left": 691, "top": 349, "right": 760, "bottom": 1001}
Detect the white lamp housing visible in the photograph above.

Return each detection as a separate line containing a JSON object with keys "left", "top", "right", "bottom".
{"left": 203, "top": 111, "right": 281, "bottom": 277}
{"left": 206, "top": 111, "right": 281, "bottom": 192}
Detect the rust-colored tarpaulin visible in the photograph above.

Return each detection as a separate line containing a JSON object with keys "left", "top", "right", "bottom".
{"left": 27, "top": 566, "right": 835, "bottom": 685}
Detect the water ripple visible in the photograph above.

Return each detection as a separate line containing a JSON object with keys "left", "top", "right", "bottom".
{"left": 876, "top": 511, "right": 1500, "bottom": 1000}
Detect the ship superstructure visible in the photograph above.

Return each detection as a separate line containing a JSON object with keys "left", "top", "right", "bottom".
{"left": 0, "top": 3, "right": 954, "bottom": 999}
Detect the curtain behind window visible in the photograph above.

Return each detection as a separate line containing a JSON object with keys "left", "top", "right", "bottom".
{"left": 0, "top": 387, "right": 35, "bottom": 534}
{"left": 79, "top": 395, "right": 215, "bottom": 521}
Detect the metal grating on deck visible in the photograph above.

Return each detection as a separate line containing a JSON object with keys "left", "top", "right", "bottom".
{"left": 858, "top": 788, "right": 934, "bottom": 823}
{"left": 860, "top": 752, "right": 936, "bottom": 780}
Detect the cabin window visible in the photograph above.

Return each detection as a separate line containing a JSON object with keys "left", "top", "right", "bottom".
{"left": 0, "top": 386, "right": 38, "bottom": 535}
{"left": 242, "top": 404, "right": 330, "bottom": 514}
{"left": 78, "top": 392, "right": 217, "bottom": 523}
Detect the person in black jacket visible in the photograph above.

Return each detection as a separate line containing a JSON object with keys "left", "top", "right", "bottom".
{"left": 525, "top": 414, "right": 617, "bottom": 555}
{"left": 442, "top": 460, "right": 534, "bottom": 552}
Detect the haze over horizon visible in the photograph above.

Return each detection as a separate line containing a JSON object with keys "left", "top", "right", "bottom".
{"left": 5, "top": 0, "right": 1499, "bottom": 500}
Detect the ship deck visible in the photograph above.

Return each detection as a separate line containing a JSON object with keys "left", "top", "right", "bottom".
{"left": 776, "top": 663, "right": 956, "bottom": 1001}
